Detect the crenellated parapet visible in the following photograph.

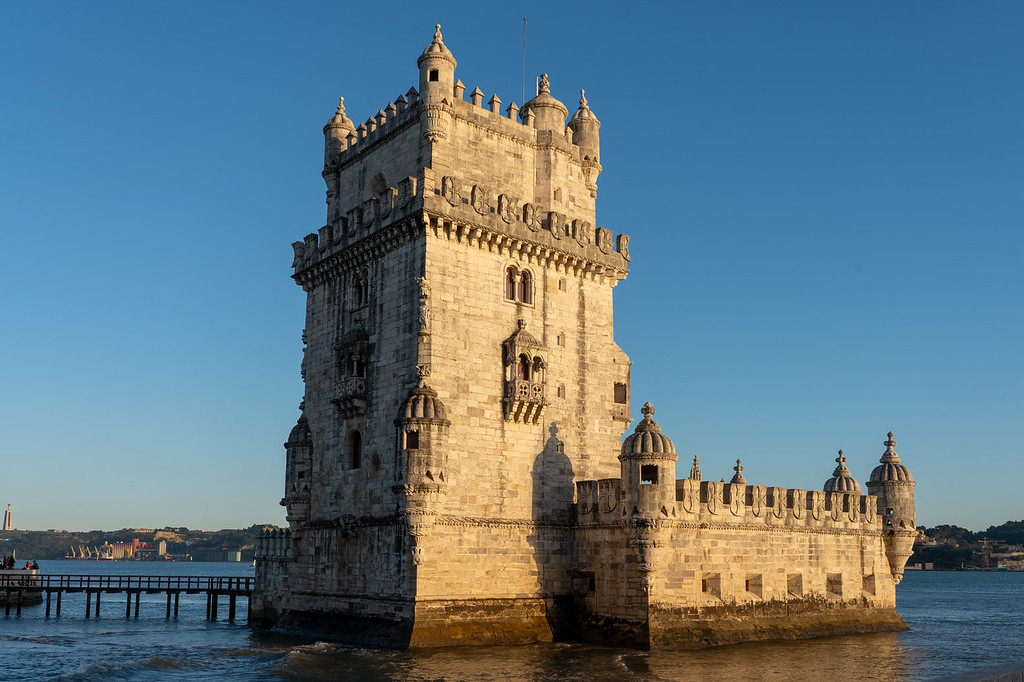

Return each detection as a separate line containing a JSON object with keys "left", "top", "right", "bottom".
{"left": 576, "top": 477, "right": 880, "bottom": 533}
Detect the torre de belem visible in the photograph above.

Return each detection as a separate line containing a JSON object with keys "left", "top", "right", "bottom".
{"left": 253, "top": 26, "right": 917, "bottom": 649}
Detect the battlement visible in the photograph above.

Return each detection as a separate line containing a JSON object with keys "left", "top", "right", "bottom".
{"left": 328, "top": 77, "right": 593, "bottom": 168}
{"left": 575, "top": 477, "right": 880, "bottom": 531}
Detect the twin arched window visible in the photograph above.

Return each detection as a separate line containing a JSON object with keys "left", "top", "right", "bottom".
{"left": 352, "top": 270, "right": 369, "bottom": 308}
{"left": 504, "top": 266, "right": 533, "bottom": 305}
{"left": 515, "top": 354, "right": 544, "bottom": 382}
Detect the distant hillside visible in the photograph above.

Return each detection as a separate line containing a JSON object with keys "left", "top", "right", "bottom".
{"left": 0, "top": 524, "right": 282, "bottom": 561}
{"left": 910, "top": 520, "right": 1024, "bottom": 570}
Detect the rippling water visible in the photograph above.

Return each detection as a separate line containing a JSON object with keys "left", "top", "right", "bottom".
{"left": 1, "top": 561, "right": 1021, "bottom": 680}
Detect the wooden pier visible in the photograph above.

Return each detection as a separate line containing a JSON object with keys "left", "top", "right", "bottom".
{"left": 0, "top": 574, "right": 253, "bottom": 622}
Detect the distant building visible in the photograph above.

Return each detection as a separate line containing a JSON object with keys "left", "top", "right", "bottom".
{"left": 2, "top": 504, "right": 11, "bottom": 531}
{"left": 253, "top": 26, "right": 918, "bottom": 650}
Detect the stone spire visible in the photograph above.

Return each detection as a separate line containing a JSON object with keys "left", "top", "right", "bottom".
{"left": 689, "top": 455, "right": 701, "bottom": 481}
{"left": 730, "top": 459, "right": 746, "bottom": 485}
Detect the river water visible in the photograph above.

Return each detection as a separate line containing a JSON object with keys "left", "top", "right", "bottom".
{"left": 0, "top": 561, "right": 1021, "bottom": 680}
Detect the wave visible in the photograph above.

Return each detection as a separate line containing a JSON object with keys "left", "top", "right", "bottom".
{"left": 55, "top": 657, "right": 184, "bottom": 682}
{"left": 0, "top": 633, "right": 75, "bottom": 647}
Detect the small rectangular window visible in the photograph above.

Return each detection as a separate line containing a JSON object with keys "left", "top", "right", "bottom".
{"left": 640, "top": 465, "right": 658, "bottom": 485}
{"left": 429, "top": 69, "right": 439, "bottom": 82}
{"left": 827, "top": 573, "right": 843, "bottom": 598}
{"left": 614, "top": 382, "right": 627, "bottom": 404}
{"left": 787, "top": 573, "right": 803, "bottom": 598}
{"left": 405, "top": 431, "right": 419, "bottom": 449}
{"left": 702, "top": 573, "right": 721, "bottom": 598}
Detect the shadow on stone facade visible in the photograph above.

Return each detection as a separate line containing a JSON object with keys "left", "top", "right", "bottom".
{"left": 528, "top": 422, "right": 576, "bottom": 638}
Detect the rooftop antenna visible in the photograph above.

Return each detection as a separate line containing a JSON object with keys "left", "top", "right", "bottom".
{"left": 522, "top": 17, "right": 527, "bottom": 108}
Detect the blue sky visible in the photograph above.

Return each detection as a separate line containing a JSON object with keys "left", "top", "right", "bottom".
{"left": 1, "top": 2, "right": 1020, "bottom": 532}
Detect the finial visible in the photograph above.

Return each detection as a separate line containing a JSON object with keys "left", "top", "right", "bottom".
{"left": 337, "top": 97, "right": 346, "bottom": 114}
{"left": 836, "top": 449, "right": 846, "bottom": 466}
{"left": 434, "top": 24, "right": 443, "bottom": 41}
{"left": 880, "top": 430, "right": 901, "bottom": 463}
{"left": 579, "top": 89, "right": 588, "bottom": 108}
{"left": 731, "top": 459, "right": 746, "bottom": 484}
{"left": 640, "top": 402, "right": 655, "bottom": 419}
{"left": 538, "top": 73, "right": 550, "bottom": 95}
{"left": 517, "top": 318, "right": 527, "bottom": 330}
{"left": 689, "top": 455, "right": 702, "bottom": 481}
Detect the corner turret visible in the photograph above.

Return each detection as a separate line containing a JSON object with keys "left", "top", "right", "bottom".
{"left": 866, "top": 432, "right": 916, "bottom": 584}
{"left": 395, "top": 379, "right": 451, "bottom": 491}
{"left": 323, "top": 97, "right": 354, "bottom": 169}
{"left": 282, "top": 405, "right": 313, "bottom": 530}
{"left": 567, "top": 90, "right": 602, "bottom": 197}
{"left": 417, "top": 24, "right": 457, "bottom": 97}
{"left": 418, "top": 24, "right": 457, "bottom": 142}
{"left": 619, "top": 402, "right": 678, "bottom": 516}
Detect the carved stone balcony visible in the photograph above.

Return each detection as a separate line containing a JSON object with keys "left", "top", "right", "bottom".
{"left": 503, "top": 379, "right": 546, "bottom": 424}
{"left": 331, "top": 376, "right": 367, "bottom": 418}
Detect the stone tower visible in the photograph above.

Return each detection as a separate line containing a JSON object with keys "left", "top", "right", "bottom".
{"left": 254, "top": 25, "right": 633, "bottom": 646}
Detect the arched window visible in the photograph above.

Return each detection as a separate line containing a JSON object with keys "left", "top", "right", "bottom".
{"left": 347, "top": 431, "right": 362, "bottom": 469}
{"left": 517, "top": 354, "right": 531, "bottom": 380}
{"left": 518, "top": 270, "right": 533, "bottom": 305}
{"left": 531, "top": 356, "right": 544, "bottom": 382}
{"left": 352, "top": 270, "right": 369, "bottom": 307}
{"left": 505, "top": 267, "right": 518, "bottom": 300}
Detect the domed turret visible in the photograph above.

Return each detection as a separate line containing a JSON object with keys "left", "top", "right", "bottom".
{"left": 568, "top": 90, "right": 601, "bottom": 158}
{"left": 567, "top": 89, "right": 602, "bottom": 197}
{"left": 869, "top": 432, "right": 914, "bottom": 485}
{"left": 866, "top": 432, "right": 916, "bottom": 584}
{"left": 619, "top": 402, "right": 678, "bottom": 515}
{"left": 323, "top": 97, "right": 354, "bottom": 168}
{"left": 417, "top": 24, "right": 457, "bottom": 99}
{"left": 417, "top": 25, "right": 457, "bottom": 143}
{"left": 824, "top": 450, "right": 861, "bottom": 493}
{"left": 283, "top": 408, "right": 313, "bottom": 530}
{"left": 396, "top": 380, "right": 451, "bottom": 489}
{"left": 521, "top": 73, "right": 569, "bottom": 133}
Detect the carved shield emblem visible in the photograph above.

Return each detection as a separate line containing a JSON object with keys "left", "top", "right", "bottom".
{"left": 471, "top": 185, "right": 488, "bottom": 215}
{"left": 441, "top": 176, "right": 461, "bottom": 206}
{"left": 548, "top": 211, "right": 565, "bottom": 240}
{"left": 522, "top": 203, "right": 541, "bottom": 231}
{"left": 616, "top": 233, "right": 631, "bottom": 261}
{"left": 498, "top": 194, "right": 518, "bottom": 224}
{"left": 572, "top": 219, "right": 592, "bottom": 247}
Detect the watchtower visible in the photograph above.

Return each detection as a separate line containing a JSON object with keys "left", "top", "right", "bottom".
{"left": 257, "top": 25, "right": 633, "bottom": 645}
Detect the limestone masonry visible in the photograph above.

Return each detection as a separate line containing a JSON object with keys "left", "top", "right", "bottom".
{"left": 253, "top": 26, "right": 917, "bottom": 649}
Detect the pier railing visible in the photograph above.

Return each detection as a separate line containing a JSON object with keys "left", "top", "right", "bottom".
{"left": 1, "top": 574, "right": 253, "bottom": 621}
{"left": 0, "top": 574, "right": 252, "bottom": 593}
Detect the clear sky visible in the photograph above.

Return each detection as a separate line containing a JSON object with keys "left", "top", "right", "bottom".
{"left": 1, "top": 2, "right": 1020, "bottom": 532}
